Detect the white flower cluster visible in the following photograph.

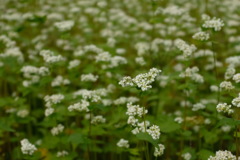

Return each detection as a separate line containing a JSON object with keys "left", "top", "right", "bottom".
{"left": 119, "top": 68, "right": 162, "bottom": 91}
{"left": 182, "top": 153, "right": 192, "bottom": 160}
{"left": 154, "top": 144, "right": 165, "bottom": 157}
{"left": 91, "top": 115, "right": 106, "bottom": 124}
{"left": 44, "top": 94, "right": 64, "bottom": 116}
{"left": 57, "top": 150, "right": 68, "bottom": 157}
{"left": 81, "top": 74, "right": 98, "bottom": 82}
{"left": 192, "top": 103, "right": 206, "bottom": 111}
{"left": 17, "top": 109, "right": 29, "bottom": 118}
{"left": 192, "top": 31, "right": 210, "bottom": 41}
{"left": 174, "top": 117, "right": 184, "bottom": 124}
{"left": 73, "top": 89, "right": 107, "bottom": 102}
{"left": 21, "top": 65, "right": 49, "bottom": 87}
{"left": 113, "top": 96, "right": 139, "bottom": 105}
{"left": 51, "top": 124, "right": 64, "bottom": 136}
{"left": 135, "top": 57, "right": 146, "bottom": 66}
{"left": 126, "top": 103, "right": 147, "bottom": 118}
{"left": 51, "top": 75, "right": 70, "bottom": 87}
{"left": 233, "top": 73, "right": 240, "bottom": 83}
{"left": 20, "top": 139, "right": 37, "bottom": 155}
{"left": 219, "top": 81, "right": 234, "bottom": 91}
{"left": 216, "top": 103, "right": 234, "bottom": 114}
{"left": 117, "top": 139, "right": 129, "bottom": 148}
{"left": 203, "top": 17, "right": 224, "bottom": 31}
{"left": 232, "top": 94, "right": 240, "bottom": 107}
{"left": 39, "top": 50, "right": 65, "bottom": 64}
{"left": 135, "top": 42, "right": 150, "bottom": 56}
{"left": 68, "top": 100, "right": 90, "bottom": 112}
{"left": 54, "top": 20, "right": 75, "bottom": 32}
{"left": 68, "top": 59, "right": 81, "bottom": 69}
{"left": 225, "top": 67, "right": 235, "bottom": 80}
{"left": 175, "top": 39, "right": 197, "bottom": 58}
{"left": 208, "top": 150, "right": 236, "bottom": 160}
{"left": 179, "top": 67, "right": 204, "bottom": 83}
{"left": 147, "top": 125, "right": 161, "bottom": 140}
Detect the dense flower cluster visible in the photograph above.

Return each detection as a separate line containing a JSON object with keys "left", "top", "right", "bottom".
{"left": 20, "top": 139, "right": 37, "bottom": 155}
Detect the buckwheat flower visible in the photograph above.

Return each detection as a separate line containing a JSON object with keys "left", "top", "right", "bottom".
{"left": 68, "top": 100, "right": 90, "bottom": 112}
{"left": 225, "top": 67, "right": 236, "bottom": 80}
{"left": 192, "top": 31, "right": 210, "bottom": 41}
{"left": 39, "top": 50, "right": 65, "bottom": 64}
{"left": 45, "top": 107, "right": 54, "bottom": 117}
{"left": 232, "top": 94, "right": 240, "bottom": 107}
{"left": 210, "top": 85, "right": 219, "bottom": 92}
{"left": 126, "top": 103, "right": 147, "bottom": 117}
{"left": 208, "top": 150, "right": 236, "bottom": 160}
{"left": 109, "top": 56, "right": 127, "bottom": 68}
{"left": 216, "top": 103, "right": 233, "bottom": 114}
{"left": 174, "top": 117, "right": 183, "bottom": 123}
{"left": 219, "top": 81, "right": 234, "bottom": 91}
{"left": 154, "top": 144, "right": 165, "bottom": 157}
{"left": 127, "top": 116, "right": 139, "bottom": 126}
{"left": 81, "top": 74, "right": 98, "bottom": 82}
{"left": 233, "top": 73, "right": 240, "bottom": 83}
{"left": 135, "top": 57, "right": 146, "bottom": 66}
{"left": 119, "top": 76, "right": 134, "bottom": 87}
{"left": 17, "top": 109, "right": 29, "bottom": 118}
{"left": 95, "top": 52, "right": 111, "bottom": 62}
{"left": 192, "top": 103, "right": 205, "bottom": 111}
{"left": 203, "top": 17, "right": 224, "bottom": 31}
{"left": 54, "top": 20, "right": 74, "bottom": 32}
{"left": 38, "top": 67, "right": 49, "bottom": 76}
{"left": 51, "top": 76, "right": 70, "bottom": 87}
{"left": 91, "top": 115, "right": 106, "bottom": 124}
{"left": 182, "top": 153, "right": 192, "bottom": 160}
{"left": 57, "top": 150, "right": 68, "bottom": 157}
{"left": 51, "top": 124, "right": 64, "bottom": 136}
{"left": 117, "top": 139, "right": 129, "bottom": 148}
{"left": 20, "top": 139, "right": 37, "bottom": 155}
{"left": 44, "top": 94, "right": 64, "bottom": 106}
{"left": 175, "top": 39, "right": 197, "bottom": 58}
{"left": 221, "top": 125, "right": 231, "bottom": 132}
{"left": 68, "top": 59, "right": 80, "bottom": 69}
{"left": 147, "top": 125, "right": 161, "bottom": 140}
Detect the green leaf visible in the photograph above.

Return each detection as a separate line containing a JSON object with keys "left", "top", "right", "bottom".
{"left": 136, "top": 132, "right": 158, "bottom": 146}
{"left": 155, "top": 115, "right": 180, "bottom": 133}
{"left": 198, "top": 149, "right": 214, "bottom": 160}
{"left": 68, "top": 133, "right": 90, "bottom": 145}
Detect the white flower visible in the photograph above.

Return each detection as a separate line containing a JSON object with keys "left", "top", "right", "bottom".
{"left": 68, "top": 59, "right": 80, "bottom": 69}
{"left": 233, "top": 73, "right": 240, "bottom": 83}
{"left": 135, "top": 57, "right": 146, "bottom": 66}
{"left": 232, "top": 94, "right": 240, "bottom": 107}
{"left": 203, "top": 17, "right": 224, "bottom": 31}
{"left": 57, "top": 150, "right": 69, "bottom": 157}
{"left": 208, "top": 150, "right": 236, "bottom": 160}
{"left": 54, "top": 20, "right": 74, "bottom": 32}
{"left": 51, "top": 75, "right": 70, "bottom": 87}
{"left": 45, "top": 107, "right": 54, "bottom": 117}
{"left": 68, "top": 100, "right": 90, "bottom": 112}
{"left": 147, "top": 125, "right": 161, "bottom": 140}
{"left": 192, "top": 31, "right": 210, "bottom": 41}
{"left": 81, "top": 74, "right": 98, "bottom": 82}
{"left": 117, "top": 139, "right": 129, "bottom": 148}
{"left": 182, "top": 152, "right": 192, "bottom": 160}
{"left": 220, "top": 81, "right": 234, "bottom": 91}
{"left": 51, "top": 124, "right": 64, "bottom": 136}
{"left": 91, "top": 115, "right": 106, "bottom": 124}
{"left": 39, "top": 50, "right": 65, "bottom": 64}
{"left": 20, "top": 139, "right": 37, "bottom": 155}
{"left": 192, "top": 103, "right": 205, "bottom": 111}
{"left": 216, "top": 103, "right": 233, "bottom": 114}
{"left": 154, "top": 144, "right": 165, "bottom": 157}
{"left": 17, "top": 109, "right": 29, "bottom": 118}
{"left": 119, "top": 76, "right": 134, "bottom": 87}
{"left": 175, "top": 39, "right": 197, "bottom": 58}
{"left": 174, "top": 117, "right": 183, "bottom": 124}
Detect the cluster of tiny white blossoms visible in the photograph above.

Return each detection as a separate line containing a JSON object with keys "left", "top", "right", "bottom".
{"left": 51, "top": 75, "right": 70, "bottom": 87}
{"left": 68, "top": 59, "right": 81, "bottom": 69}
{"left": 146, "top": 125, "right": 161, "bottom": 140}
{"left": 192, "top": 103, "right": 206, "bottom": 111}
{"left": 219, "top": 81, "right": 234, "bottom": 91}
{"left": 208, "top": 150, "right": 236, "bottom": 160}
{"left": 233, "top": 73, "right": 240, "bottom": 83}
{"left": 154, "top": 144, "right": 165, "bottom": 157}
{"left": 182, "top": 152, "right": 192, "bottom": 160}
{"left": 232, "top": 93, "right": 240, "bottom": 107}
{"left": 192, "top": 31, "right": 210, "bottom": 41}
{"left": 119, "top": 68, "right": 161, "bottom": 91}
{"left": 81, "top": 73, "right": 98, "bottom": 82}
{"left": 56, "top": 150, "right": 69, "bottom": 157}
{"left": 179, "top": 67, "right": 204, "bottom": 83}
{"left": 39, "top": 50, "right": 65, "bottom": 64}
{"left": 117, "top": 139, "right": 129, "bottom": 148}
{"left": 113, "top": 96, "right": 139, "bottom": 105}
{"left": 21, "top": 65, "right": 49, "bottom": 87}
{"left": 203, "top": 17, "right": 224, "bottom": 31}
{"left": 175, "top": 39, "right": 197, "bottom": 58}
{"left": 126, "top": 103, "right": 147, "bottom": 118}
{"left": 73, "top": 88, "right": 108, "bottom": 102}
{"left": 216, "top": 103, "right": 234, "bottom": 114}
{"left": 54, "top": 20, "right": 75, "bottom": 32}
{"left": 91, "top": 115, "right": 106, "bottom": 124}
{"left": 225, "top": 67, "right": 236, "bottom": 80}
{"left": 17, "top": 109, "right": 29, "bottom": 118}
{"left": 68, "top": 100, "right": 90, "bottom": 112}
{"left": 20, "top": 139, "right": 37, "bottom": 155}
{"left": 44, "top": 94, "right": 64, "bottom": 116}
{"left": 51, "top": 124, "right": 64, "bottom": 136}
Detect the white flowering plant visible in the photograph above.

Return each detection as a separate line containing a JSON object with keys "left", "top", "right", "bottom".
{"left": 1, "top": 0, "right": 240, "bottom": 160}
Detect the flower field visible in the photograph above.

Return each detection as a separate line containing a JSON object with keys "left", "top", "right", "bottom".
{"left": 0, "top": 0, "right": 240, "bottom": 159}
